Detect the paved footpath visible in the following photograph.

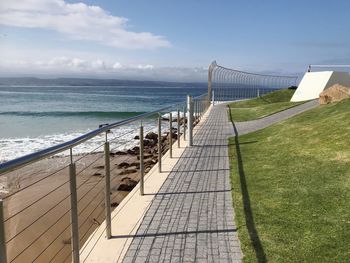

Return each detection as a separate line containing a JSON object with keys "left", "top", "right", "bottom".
{"left": 123, "top": 104, "right": 242, "bottom": 263}
{"left": 234, "top": 100, "right": 319, "bottom": 135}
{"left": 122, "top": 100, "right": 319, "bottom": 263}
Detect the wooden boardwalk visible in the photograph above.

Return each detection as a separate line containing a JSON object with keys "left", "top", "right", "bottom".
{"left": 122, "top": 104, "right": 242, "bottom": 263}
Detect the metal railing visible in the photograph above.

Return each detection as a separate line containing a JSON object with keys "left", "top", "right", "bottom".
{"left": 0, "top": 94, "right": 210, "bottom": 263}
{"left": 207, "top": 61, "right": 299, "bottom": 102}
{"left": 308, "top": 64, "right": 350, "bottom": 72}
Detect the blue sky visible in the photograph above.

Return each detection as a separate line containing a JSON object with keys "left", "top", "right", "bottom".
{"left": 0, "top": 0, "right": 349, "bottom": 81}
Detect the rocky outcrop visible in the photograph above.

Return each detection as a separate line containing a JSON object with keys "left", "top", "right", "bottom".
{"left": 145, "top": 132, "right": 158, "bottom": 141}
{"left": 117, "top": 177, "right": 138, "bottom": 191}
{"left": 319, "top": 84, "right": 350, "bottom": 104}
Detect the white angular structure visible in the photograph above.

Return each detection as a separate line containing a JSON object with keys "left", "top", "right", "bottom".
{"left": 291, "top": 71, "right": 350, "bottom": 102}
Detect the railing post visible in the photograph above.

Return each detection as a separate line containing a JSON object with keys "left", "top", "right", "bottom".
{"left": 193, "top": 100, "right": 196, "bottom": 124}
{"left": 187, "top": 95, "right": 193, "bottom": 146}
{"left": 169, "top": 112, "right": 173, "bottom": 158}
{"left": 177, "top": 109, "right": 180, "bottom": 148}
{"left": 257, "top": 88, "right": 260, "bottom": 97}
{"left": 212, "top": 90, "right": 215, "bottom": 105}
{"left": 158, "top": 114, "right": 162, "bottom": 172}
{"left": 208, "top": 61, "right": 216, "bottom": 104}
{"left": 197, "top": 100, "right": 200, "bottom": 121}
{"left": 199, "top": 100, "right": 201, "bottom": 120}
{"left": 0, "top": 199, "right": 7, "bottom": 263}
{"left": 139, "top": 125, "right": 144, "bottom": 196}
{"left": 183, "top": 106, "right": 186, "bottom": 141}
{"left": 197, "top": 100, "right": 200, "bottom": 120}
{"left": 104, "top": 141, "right": 112, "bottom": 239}
{"left": 195, "top": 100, "right": 198, "bottom": 122}
{"left": 69, "top": 161, "right": 80, "bottom": 263}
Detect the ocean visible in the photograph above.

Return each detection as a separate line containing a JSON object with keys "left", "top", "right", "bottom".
{"left": 0, "top": 85, "right": 207, "bottom": 163}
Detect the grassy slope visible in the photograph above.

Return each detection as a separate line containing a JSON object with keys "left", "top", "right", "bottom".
{"left": 229, "top": 89, "right": 303, "bottom": 122}
{"left": 229, "top": 99, "right": 350, "bottom": 262}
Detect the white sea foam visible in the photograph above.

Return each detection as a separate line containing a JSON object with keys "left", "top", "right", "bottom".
{"left": 0, "top": 123, "right": 160, "bottom": 163}
{"left": 162, "top": 111, "right": 185, "bottom": 120}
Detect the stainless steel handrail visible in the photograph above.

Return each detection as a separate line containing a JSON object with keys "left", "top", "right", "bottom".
{"left": 0, "top": 95, "right": 206, "bottom": 176}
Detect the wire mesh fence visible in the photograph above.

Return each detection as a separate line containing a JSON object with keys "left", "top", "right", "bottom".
{"left": 208, "top": 61, "right": 298, "bottom": 102}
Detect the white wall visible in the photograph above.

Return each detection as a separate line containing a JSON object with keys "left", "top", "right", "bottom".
{"left": 291, "top": 71, "right": 350, "bottom": 102}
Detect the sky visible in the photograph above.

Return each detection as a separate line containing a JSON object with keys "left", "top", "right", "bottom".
{"left": 0, "top": 0, "right": 349, "bottom": 81}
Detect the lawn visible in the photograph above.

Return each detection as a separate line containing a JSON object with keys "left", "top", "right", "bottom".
{"left": 228, "top": 89, "right": 304, "bottom": 122}
{"left": 228, "top": 98, "right": 350, "bottom": 262}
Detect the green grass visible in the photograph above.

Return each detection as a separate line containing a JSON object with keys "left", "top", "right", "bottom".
{"left": 228, "top": 99, "right": 350, "bottom": 262}
{"left": 229, "top": 89, "right": 303, "bottom": 122}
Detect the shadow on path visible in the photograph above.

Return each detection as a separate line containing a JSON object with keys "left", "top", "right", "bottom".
{"left": 144, "top": 189, "right": 231, "bottom": 196}
{"left": 111, "top": 228, "right": 238, "bottom": 239}
{"left": 228, "top": 105, "right": 267, "bottom": 263}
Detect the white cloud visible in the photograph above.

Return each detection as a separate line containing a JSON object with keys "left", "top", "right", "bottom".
{"left": 112, "top": 62, "right": 122, "bottom": 69}
{"left": 0, "top": 0, "right": 171, "bottom": 49}
{"left": 1, "top": 56, "right": 146, "bottom": 72}
{"left": 137, "top": 64, "right": 154, "bottom": 70}
{"left": 0, "top": 56, "right": 208, "bottom": 81}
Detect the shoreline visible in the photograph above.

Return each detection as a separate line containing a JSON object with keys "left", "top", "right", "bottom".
{"left": 2, "top": 128, "right": 180, "bottom": 262}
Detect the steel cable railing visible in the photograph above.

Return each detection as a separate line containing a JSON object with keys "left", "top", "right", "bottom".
{"left": 0, "top": 93, "right": 210, "bottom": 263}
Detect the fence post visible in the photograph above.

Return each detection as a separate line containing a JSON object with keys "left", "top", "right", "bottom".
{"left": 177, "top": 109, "right": 180, "bottom": 148}
{"left": 0, "top": 199, "right": 7, "bottom": 263}
{"left": 104, "top": 141, "right": 112, "bottom": 239}
{"left": 257, "top": 88, "right": 260, "bottom": 97}
{"left": 193, "top": 100, "right": 196, "bottom": 124}
{"left": 212, "top": 90, "right": 215, "bottom": 105}
{"left": 158, "top": 114, "right": 162, "bottom": 172}
{"left": 208, "top": 61, "right": 216, "bottom": 104}
{"left": 187, "top": 95, "right": 193, "bottom": 146}
{"left": 183, "top": 106, "right": 186, "bottom": 141}
{"left": 169, "top": 112, "right": 173, "bottom": 158}
{"left": 199, "top": 100, "right": 201, "bottom": 120}
{"left": 139, "top": 125, "right": 144, "bottom": 196}
{"left": 195, "top": 100, "right": 198, "bottom": 121}
{"left": 69, "top": 162, "right": 80, "bottom": 263}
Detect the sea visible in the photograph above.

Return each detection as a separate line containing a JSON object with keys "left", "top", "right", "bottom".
{"left": 0, "top": 84, "right": 207, "bottom": 163}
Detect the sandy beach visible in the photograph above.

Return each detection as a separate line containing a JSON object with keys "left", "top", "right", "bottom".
{"left": 1, "top": 128, "right": 181, "bottom": 263}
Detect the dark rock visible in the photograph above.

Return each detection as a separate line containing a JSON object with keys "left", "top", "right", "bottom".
{"left": 127, "top": 149, "right": 136, "bottom": 155}
{"left": 144, "top": 159, "right": 157, "bottom": 170}
{"left": 114, "top": 151, "right": 127, "bottom": 155}
{"left": 111, "top": 202, "right": 119, "bottom": 207}
{"left": 145, "top": 132, "right": 158, "bottom": 141}
{"left": 117, "top": 177, "right": 138, "bottom": 191}
{"left": 94, "top": 165, "right": 104, "bottom": 169}
{"left": 168, "top": 132, "right": 177, "bottom": 140}
{"left": 118, "top": 169, "right": 137, "bottom": 176}
{"left": 143, "top": 139, "right": 157, "bottom": 147}
{"left": 117, "top": 162, "right": 130, "bottom": 169}
{"left": 132, "top": 146, "right": 140, "bottom": 153}
{"left": 134, "top": 135, "right": 140, "bottom": 139}
{"left": 92, "top": 172, "right": 103, "bottom": 177}
{"left": 129, "top": 162, "right": 140, "bottom": 169}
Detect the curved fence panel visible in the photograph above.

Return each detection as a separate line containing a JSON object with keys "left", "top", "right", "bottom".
{"left": 208, "top": 61, "right": 298, "bottom": 102}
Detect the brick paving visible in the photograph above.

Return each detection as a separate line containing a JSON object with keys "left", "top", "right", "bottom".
{"left": 122, "top": 100, "right": 318, "bottom": 263}
{"left": 122, "top": 104, "right": 242, "bottom": 263}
